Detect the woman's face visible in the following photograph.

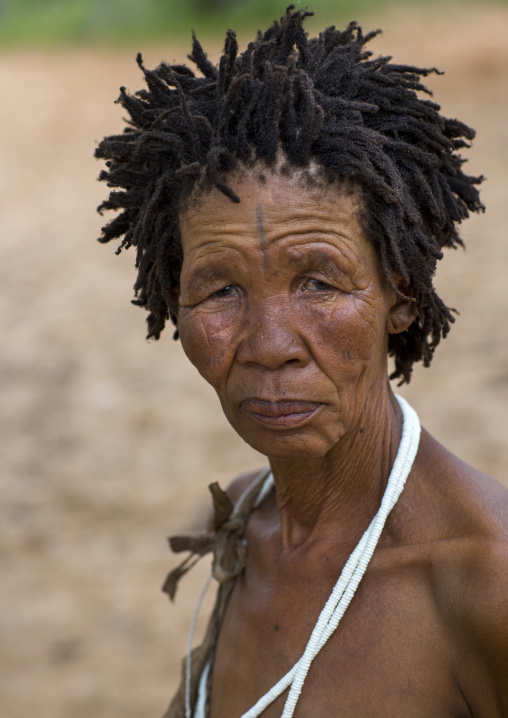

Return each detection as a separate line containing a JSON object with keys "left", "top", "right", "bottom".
{"left": 177, "top": 171, "right": 411, "bottom": 459}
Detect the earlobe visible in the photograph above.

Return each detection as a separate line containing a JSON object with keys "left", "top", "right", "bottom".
{"left": 386, "top": 282, "right": 415, "bottom": 335}
{"left": 387, "top": 299, "right": 415, "bottom": 334}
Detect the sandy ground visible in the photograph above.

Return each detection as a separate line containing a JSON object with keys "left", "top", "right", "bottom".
{"left": 1, "top": 4, "right": 507, "bottom": 717}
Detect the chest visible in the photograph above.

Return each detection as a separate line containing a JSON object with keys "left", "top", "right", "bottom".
{"left": 209, "top": 559, "right": 469, "bottom": 718}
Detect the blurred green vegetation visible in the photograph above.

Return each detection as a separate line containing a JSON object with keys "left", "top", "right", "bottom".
{"left": 0, "top": 0, "right": 503, "bottom": 46}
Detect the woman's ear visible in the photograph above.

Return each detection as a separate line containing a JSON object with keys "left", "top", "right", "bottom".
{"left": 387, "top": 278, "right": 415, "bottom": 335}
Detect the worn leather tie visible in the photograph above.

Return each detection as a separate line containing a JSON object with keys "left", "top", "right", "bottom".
{"left": 163, "top": 467, "right": 272, "bottom": 598}
{"left": 161, "top": 468, "right": 272, "bottom": 718}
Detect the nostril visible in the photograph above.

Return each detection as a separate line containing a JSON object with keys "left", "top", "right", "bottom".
{"left": 235, "top": 310, "right": 310, "bottom": 369}
{"left": 237, "top": 331, "right": 309, "bottom": 370}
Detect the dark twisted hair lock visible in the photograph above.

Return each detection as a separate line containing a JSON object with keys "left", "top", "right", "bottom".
{"left": 95, "top": 6, "right": 484, "bottom": 383}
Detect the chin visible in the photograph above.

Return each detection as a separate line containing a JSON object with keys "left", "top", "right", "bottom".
{"left": 234, "top": 426, "right": 340, "bottom": 461}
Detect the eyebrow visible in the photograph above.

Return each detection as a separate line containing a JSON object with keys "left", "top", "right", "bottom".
{"left": 183, "top": 265, "right": 233, "bottom": 296}
{"left": 287, "top": 249, "right": 353, "bottom": 280}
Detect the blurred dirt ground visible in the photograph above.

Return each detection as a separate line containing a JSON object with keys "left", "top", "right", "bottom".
{"left": 1, "top": 4, "right": 507, "bottom": 717}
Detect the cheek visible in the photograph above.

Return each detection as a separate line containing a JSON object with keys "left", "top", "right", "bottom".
{"left": 178, "top": 310, "right": 238, "bottom": 386}
{"left": 309, "top": 298, "right": 387, "bottom": 371}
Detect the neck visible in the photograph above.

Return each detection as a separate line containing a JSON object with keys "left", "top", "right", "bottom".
{"left": 269, "top": 386, "right": 403, "bottom": 551}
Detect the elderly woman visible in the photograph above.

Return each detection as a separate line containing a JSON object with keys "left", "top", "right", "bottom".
{"left": 96, "top": 8, "right": 508, "bottom": 718}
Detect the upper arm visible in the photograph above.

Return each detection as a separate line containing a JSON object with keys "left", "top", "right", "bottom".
{"left": 472, "top": 543, "right": 508, "bottom": 702}
{"left": 436, "top": 460, "right": 508, "bottom": 710}
{"left": 451, "top": 537, "right": 508, "bottom": 713}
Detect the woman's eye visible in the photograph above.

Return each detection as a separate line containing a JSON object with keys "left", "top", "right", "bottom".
{"left": 303, "top": 278, "right": 333, "bottom": 291}
{"left": 212, "top": 284, "right": 240, "bottom": 298}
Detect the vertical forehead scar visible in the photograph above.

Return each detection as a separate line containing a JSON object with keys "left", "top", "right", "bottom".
{"left": 255, "top": 205, "right": 266, "bottom": 251}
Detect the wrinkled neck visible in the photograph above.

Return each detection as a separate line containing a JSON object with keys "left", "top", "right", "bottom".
{"left": 269, "top": 386, "right": 403, "bottom": 552}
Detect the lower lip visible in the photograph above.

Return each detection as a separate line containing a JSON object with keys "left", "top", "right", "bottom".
{"left": 241, "top": 404, "right": 321, "bottom": 428}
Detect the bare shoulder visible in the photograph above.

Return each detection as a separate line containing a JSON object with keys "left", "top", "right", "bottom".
{"left": 414, "top": 430, "right": 508, "bottom": 707}
{"left": 412, "top": 429, "right": 508, "bottom": 542}
{"left": 223, "top": 467, "right": 270, "bottom": 506}
{"left": 418, "top": 428, "right": 508, "bottom": 592}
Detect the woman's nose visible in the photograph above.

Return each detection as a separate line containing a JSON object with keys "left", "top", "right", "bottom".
{"left": 236, "top": 302, "right": 309, "bottom": 370}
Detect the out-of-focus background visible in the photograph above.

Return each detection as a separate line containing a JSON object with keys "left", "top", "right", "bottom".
{"left": 1, "top": 0, "right": 507, "bottom": 716}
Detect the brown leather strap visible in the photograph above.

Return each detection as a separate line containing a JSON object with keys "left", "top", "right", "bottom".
{"left": 161, "top": 468, "right": 272, "bottom": 718}
{"left": 162, "top": 467, "right": 272, "bottom": 599}
{"left": 162, "top": 580, "right": 234, "bottom": 718}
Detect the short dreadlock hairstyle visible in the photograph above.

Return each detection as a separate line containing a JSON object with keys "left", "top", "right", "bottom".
{"left": 96, "top": 6, "right": 484, "bottom": 383}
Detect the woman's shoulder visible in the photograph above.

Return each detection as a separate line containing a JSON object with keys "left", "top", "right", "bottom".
{"left": 223, "top": 467, "right": 271, "bottom": 506}
{"left": 415, "top": 428, "right": 508, "bottom": 538}
{"left": 413, "top": 429, "right": 508, "bottom": 588}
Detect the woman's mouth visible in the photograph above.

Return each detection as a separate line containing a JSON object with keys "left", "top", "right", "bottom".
{"left": 240, "top": 399, "right": 322, "bottom": 427}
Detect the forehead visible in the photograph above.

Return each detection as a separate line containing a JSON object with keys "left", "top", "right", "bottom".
{"left": 178, "top": 170, "right": 371, "bottom": 258}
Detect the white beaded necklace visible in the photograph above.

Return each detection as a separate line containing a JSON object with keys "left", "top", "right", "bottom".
{"left": 189, "top": 394, "right": 421, "bottom": 718}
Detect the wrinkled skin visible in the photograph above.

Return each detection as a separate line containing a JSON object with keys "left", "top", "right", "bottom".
{"left": 176, "top": 171, "right": 508, "bottom": 717}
